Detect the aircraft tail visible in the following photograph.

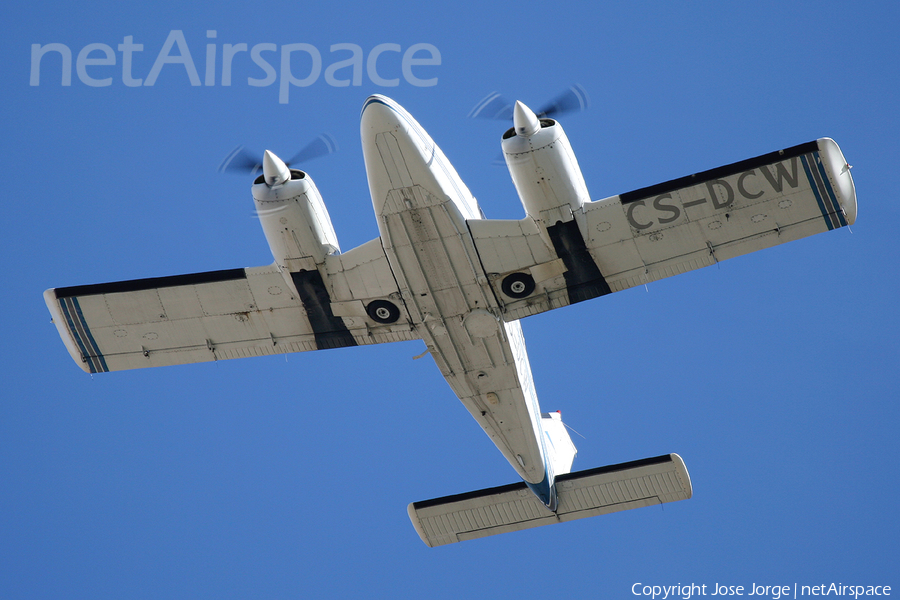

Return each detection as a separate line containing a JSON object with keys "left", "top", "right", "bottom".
{"left": 541, "top": 411, "right": 577, "bottom": 477}
{"left": 408, "top": 453, "right": 692, "bottom": 547}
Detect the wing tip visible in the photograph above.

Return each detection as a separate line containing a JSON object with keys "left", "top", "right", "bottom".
{"left": 43, "top": 287, "right": 92, "bottom": 373}
{"left": 668, "top": 452, "right": 693, "bottom": 499}
{"left": 816, "top": 137, "right": 857, "bottom": 226}
{"left": 407, "top": 502, "right": 435, "bottom": 547}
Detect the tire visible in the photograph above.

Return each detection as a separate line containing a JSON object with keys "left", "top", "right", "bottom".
{"left": 366, "top": 299, "right": 401, "bottom": 324}
{"left": 501, "top": 273, "right": 535, "bottom": 299}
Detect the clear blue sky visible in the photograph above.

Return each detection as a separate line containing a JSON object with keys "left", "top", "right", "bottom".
{"left": 2, "top": 1, "right": 897, "bottom": 598}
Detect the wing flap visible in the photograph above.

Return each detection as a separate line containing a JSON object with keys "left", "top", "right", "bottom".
{"left": 467, "top": 217, "right": 557, "bottom": 276}
{"left": 325, "top": 237, "right": 406, "bottom": 302}
{"left": 408, "top": 453, "right": 691, "bottom": 547}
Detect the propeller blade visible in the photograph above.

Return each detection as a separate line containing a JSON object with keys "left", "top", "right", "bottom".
{"left": 469, "top": 85, "right": 590, "bottom": 121}
{"left": 218, "top": 145, "right": 261, "bottom": 174}
{"left": 468, "top": 91, "right": 515, "bottom": 120}
{"left": 219, "top": 134, "right": 338, "bottom": 176}
{"left": 536, "top": 83, "right": 590, "bottom": 118}
{"left": 285, "top": 133, "right": 339, "bottom": 166}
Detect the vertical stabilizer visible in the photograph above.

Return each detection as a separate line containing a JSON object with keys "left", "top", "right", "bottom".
{"left": 541, "top": 411, "right": 577, "bottom": 476}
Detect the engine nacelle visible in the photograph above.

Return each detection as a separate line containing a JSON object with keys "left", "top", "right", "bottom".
{"left": 501, "top": 103, "right": 590, "bottom": 227}
{"left": 252, "top": 168, "right": 340, "bottom": 271}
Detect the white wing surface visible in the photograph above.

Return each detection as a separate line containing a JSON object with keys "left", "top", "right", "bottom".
{"left": 472, "top": 138, "right": 857, "bottom": 320}
{"left": 408, "top": 454, "right": 692, "bottom": 546}
{"left": 45, "top": 241, "right": 417, "bottom": 373}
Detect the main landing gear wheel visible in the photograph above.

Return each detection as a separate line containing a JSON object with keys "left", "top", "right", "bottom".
{"left": 366, "top": 300, "right": 401, "bottom": 324}
{"left": 501, "top": 273, "right": 536, "bottom": 299}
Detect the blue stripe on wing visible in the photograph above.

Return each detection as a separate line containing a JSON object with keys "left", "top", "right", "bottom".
{"left": 59, "top": 296, "right": 108, "bottom": 373}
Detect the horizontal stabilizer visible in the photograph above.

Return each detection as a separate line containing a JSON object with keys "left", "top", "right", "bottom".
{"left": 408, "top": 454, "right": 691, "bottom": 547}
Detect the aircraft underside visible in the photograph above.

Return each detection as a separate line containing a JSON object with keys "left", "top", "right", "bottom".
{"left": 44, "top": 92, "right": 856, "bottom": 545}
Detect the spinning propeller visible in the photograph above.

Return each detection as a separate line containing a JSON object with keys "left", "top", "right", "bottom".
{"left": 218, "top": 133, "right": 339, "bottom": 175}
{"left": 468, "top": 84, "right": 590, "bottom": 121}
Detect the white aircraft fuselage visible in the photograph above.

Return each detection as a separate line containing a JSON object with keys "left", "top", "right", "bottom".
{"left": 359, "top": 95, "right": 558, "bottom": 506}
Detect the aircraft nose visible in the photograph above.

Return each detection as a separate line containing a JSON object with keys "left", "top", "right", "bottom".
{"left": 360, "top": 95, "right": 443, "bottom": 217}
{"left": 360, "top": 94, "right": 435, "bottom": 164}
{"left": 361, "top": 94, "right": 405, "bottom": 135}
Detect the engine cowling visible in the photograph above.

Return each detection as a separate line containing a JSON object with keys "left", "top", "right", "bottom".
{"left": 252, "top": 163, "right": 339, "bottom": 272}
{"left": 501, "top": 101, "right": 590, "bottom": 227}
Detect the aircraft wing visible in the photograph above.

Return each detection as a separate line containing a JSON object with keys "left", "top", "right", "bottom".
{"left": 45, "top": 238, "right": 417, "bottom": 373}
{"left": 471, "top": 138, "right": 857, "bottom": 320}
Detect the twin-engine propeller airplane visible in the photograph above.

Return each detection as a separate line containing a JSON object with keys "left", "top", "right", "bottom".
{"left": 44, "top": 94, "right": 857, "bottom": 546}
